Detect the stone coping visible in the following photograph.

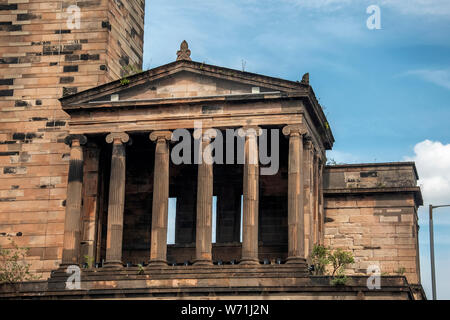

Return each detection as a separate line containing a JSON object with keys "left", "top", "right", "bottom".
{"left": 0, "top": 265, "right": 418, "bottom": 300}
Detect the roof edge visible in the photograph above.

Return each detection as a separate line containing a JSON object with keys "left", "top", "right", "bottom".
{"left": 325, "top": 161, "right": 419, "bottom": 180}
{"left": 59, "top": 59, "right": 308, "bottom": 105}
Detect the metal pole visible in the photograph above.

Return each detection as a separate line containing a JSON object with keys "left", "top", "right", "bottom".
{"left": 429, "top": 204, "right": 450, "bottom": 300}
{"left": 429, "top": 204, "right": 436, "bottom": 300}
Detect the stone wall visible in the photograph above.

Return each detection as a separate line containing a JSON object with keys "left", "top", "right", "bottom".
{"left": 0, "top": 268, "right": 420, "bottom": 300}
{"left": 0, "top": 0, "right": 144, "bottom": 279}
{"left": 323, "top": 162, "right": 422, "bottom": 285}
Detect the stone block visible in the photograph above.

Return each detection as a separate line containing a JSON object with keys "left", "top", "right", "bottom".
{"left": 380, "top": 216, "right": 399, "bottom": 223}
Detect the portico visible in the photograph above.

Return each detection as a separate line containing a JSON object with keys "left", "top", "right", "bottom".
{"left": 58, "top": 43, "right": 333, "bottom": 270}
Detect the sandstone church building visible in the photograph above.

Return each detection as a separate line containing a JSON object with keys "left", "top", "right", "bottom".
{"left": 0, "top": 1, "right": 424, "bottom": 299}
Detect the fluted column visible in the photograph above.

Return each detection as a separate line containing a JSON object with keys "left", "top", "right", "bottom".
{"left": 283, "top": 125, "right": 307, "bottom": 264}
{"left": 149, "top": 131, "right": 172, "bottom": 267}
{"left": 61, "top": 134, "right": 87, "bottom": 266}
{"left": 193, "top": 129, "right": 216, "bottom": 265}
{"left": 239, "top": 126, "right": 262, "bottom": 265}
{"left": 104, "top": 132, "right": 129, "bottom": 268}
{"left": 303, "top": 137, "right": 313, "bottom": 258}
{"left": 318, "top": 158, "right": 325, "bottom": 245}
{"left": 313, "top": 151, "right": 320, "bottom": 245}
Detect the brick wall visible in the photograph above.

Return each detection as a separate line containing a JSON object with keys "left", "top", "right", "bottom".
{"left": 0, "top": 0, "right": 144, "bottom": 279}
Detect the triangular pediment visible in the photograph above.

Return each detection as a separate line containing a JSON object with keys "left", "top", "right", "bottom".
{"left": 91, "top": 70, "right": 279, "bottom": 103}
{"left": 59, "top": 58, "right": 334, "bottom": 149}
{"left": 60, "top": 60, "right": 308, "bottom": 107}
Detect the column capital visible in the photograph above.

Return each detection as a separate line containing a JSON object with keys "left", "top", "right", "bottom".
{"left": 106, "top": 132, "right": 130, "bottom": 144}
{"left": 238, "top": 125, "right": 262, "bottom": 138}
{"left": 282, "top": 124, "right": 307, "bottom": 137}
{"left": 304, "top": 136, "right": 314, "bottom": 149}
{"left": 149, "top": 130, "right": 172, "bottom": 142}
{"left": 64, "top": 134, "right": 87, "bottom": 147}
{"left": 193, "top": 128, "right": 217, "bottom": 142}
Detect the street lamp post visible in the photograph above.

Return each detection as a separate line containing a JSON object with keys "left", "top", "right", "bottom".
{"left": 429, "top": 204, "right": 450, "bottom": 300}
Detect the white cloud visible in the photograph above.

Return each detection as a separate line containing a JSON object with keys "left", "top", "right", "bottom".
{"left": 405, "top": 140, "right": 450, "bottom": 299}
{"left": 405, "top": 140, "right": 450, "bottom": 205}
{"left": 404, "top": 69, "right": 450, "bottom": 90}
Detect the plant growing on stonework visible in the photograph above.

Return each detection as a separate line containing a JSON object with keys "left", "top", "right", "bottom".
{"left": 309, "top": 245, "right": 355, "bottom": 286}
{"left": 119, "top": 63, "right": 143, "bottom": 86}
{"left": 120, "top": 77, "right": 130, "bottom": 86}
{"left": 0, "top": 238, "right": 41, "bottom": 284}
{"left": 310, "top": 244, "right": 330, "bottom": 275}
{"left": 137, "top": 264, "right": 145, "bottom": 275}
{"left": 83, "top": 255, "right": 95, "bottom": 269}
{"left": 375, "top": 182, "right": 386, "bottom": 188}
{"left": 328, "top": 248, "right": 355, "bottom": 277}
{"left": 331, "top": 273, "right": 348, "bottom": 286}
{"left": 395, "top": 267, "right": 406, "bottom": 276}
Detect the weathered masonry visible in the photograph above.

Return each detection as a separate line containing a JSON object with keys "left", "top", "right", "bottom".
{"left": 57, "top": 42, "right": 332, "bottom": 270}
{"left": 0, "top": 0, "right": 145, "bottom": 277}
{"left": 323, "top": 162, "right": 423, "bottom": 285}
{"left": 1, "top": 42, "right": 426, "bottom": 300}
{"left": 0, "top": 0, "right": 424, "bottom": 298}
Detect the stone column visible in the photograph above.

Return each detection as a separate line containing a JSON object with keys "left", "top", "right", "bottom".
{"left": 193, "top": 129, "right": 216, "bottom": 265}
{"left": 283, "top": 125, "right": 307, "bottom": 264}
{"left": 303, "top": 137, "right": 313, "bottom": 258}
{"left": 81, "top": 145, "right": 101, "bottom": 263}
{"left": 239, "top": 126, "right": 262, "bottom": 265}
{"left": 104, "top": 132, "right": 129, "bottom": 268}
{"left": 149, "top": 131, "right": 172, "bottom": 267}
{"left": 313, "top": 151, "right": 320, "bottom": 245}
{"left": 61, "top": 134, "right": 87, "bottom": 266}
{"left": 318, "top": 158, "right": 324, "bottom": 245}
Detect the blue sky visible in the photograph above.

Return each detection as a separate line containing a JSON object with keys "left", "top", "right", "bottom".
{"left": 143, "top": 0, "right": 450, "bottom": 299}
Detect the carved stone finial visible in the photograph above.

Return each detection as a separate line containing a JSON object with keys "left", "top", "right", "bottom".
{"left": 176, "top": 40, "right": 192, "bottom": 61}
{"left": 301, "top": 73, "right": 309, "bottom": 85}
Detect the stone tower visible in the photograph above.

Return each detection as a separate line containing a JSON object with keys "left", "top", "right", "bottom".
{"left": 0, "top": 0, "right": 145, "bottom": 278}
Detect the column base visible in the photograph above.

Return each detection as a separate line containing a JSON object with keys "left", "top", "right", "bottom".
{"left": 193, "top": 259, "right": 213, "bottom": 266}
{"left": 104, "top": 261, "right": 123, "bottom": 268}
{"left": 147, "top": 260, "right": 168, "bottom": 268}
{"left": 286, "top": 256, "right": 307, "bottom": 264}
{"left": 239, "top": 258, "right": 260, "bottom": 265}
